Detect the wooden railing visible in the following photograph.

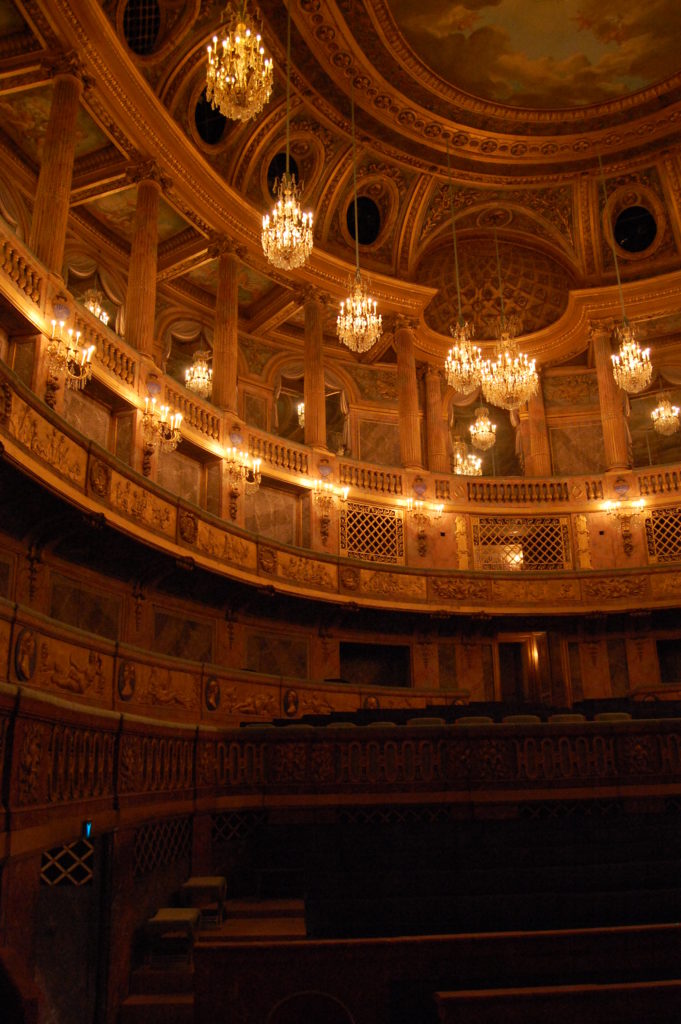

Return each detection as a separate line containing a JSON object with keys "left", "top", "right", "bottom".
{"left": 0, "top": 220, "right": 45, "bottom": 308}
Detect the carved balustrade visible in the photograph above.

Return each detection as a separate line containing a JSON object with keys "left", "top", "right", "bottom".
{"left": 74, "top": 310, "right": 137, "bottom": 390}
{"left": 0, "top": 219, "right": 45, "bottom": 310}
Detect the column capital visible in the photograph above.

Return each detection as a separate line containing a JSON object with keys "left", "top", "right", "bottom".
{"left": 588, "top": 318, "right": 617, "bottom": 343}
{"left": 125, "top": 159, "right": 172, "bottom": 191}
{"left": 42, "top": 51, "right": 90, "bottom": 87}
{"left": 392, "top": 314, "right": 419, "bottom": 336}
{"left": 296, "top": 285, "right": 330, "bottom": 308}
{"left": 208, "top": 235, "right": 247, "bottom": 261}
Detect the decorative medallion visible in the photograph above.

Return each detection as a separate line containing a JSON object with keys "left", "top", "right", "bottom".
{"left": 88, "top": 457, "right": 111, "bottom": 498}
{"left": 283, "top": 688, "right": 299, "bottom": 717}
{"left": 14, "top": 628, "right": 36, "bottom": 681}
{"left": 179, "top": 509, "right": 198, "bottom": 544}
{"left": 117, "top": 660, "right": 136, "bottom": 702}
{"left": 204, "top": 676, "right": 221, "bottom": 712}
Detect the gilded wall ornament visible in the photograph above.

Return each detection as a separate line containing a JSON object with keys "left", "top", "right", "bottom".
{"left": 14, "top": 628, "right": 36, "bottom": 681}
{"left": 117, "top": 661, "right": 136, "bottom": 701}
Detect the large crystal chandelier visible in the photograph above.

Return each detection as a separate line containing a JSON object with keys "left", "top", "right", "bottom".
{"left": 452, "top": 438, "right": 482, "bottom": 476}
{"left": 206, "top": 0, "right": 273, "bottom": 123}
{"left": 651, "top": 395, "right": 680, "bottom": 436}
{"left": 597, "top": 156, "right": 653, "bottom": 395}
{"left": 48, "top": 319, "right": 95, "bottom": 390}
{"left": 336, "top": 85, "right": 382, "bottom": 352}
{"left": 611, "top": 320, "right": 652, "bottom": 394}
{"left": 469, "top": 405, "right": 497, "bottom": 451}
{"left": 261, "top": 9, "right": 313, "bottom": 270}
{"left": 480, "top": 231, "right": 538, "bottom": 411}
{"left": 185, "top": 350, "right": 213, "bottom": 399}
{"left": 443, "top": 142, "right": 481, "bottom": 392}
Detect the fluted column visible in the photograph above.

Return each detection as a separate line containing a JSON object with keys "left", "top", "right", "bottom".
{"left": 591, "top": 322, "right": 631, "bottom": 470}
{"left": 29, "top": 60, "right": 83, "bottom": 273}
{"left": 424, "top": 366, "right": 448, "bottom": 473}
{"left": 394, "top": 317, "right": 422, "bottom": 469}
{"left": 125, "top": 167, "right": 163, "bottom": 358}
{"left": 303, "top": 288, "right": 327, "bottom": 449}
{"left": 525, "top": 387, "right": 552, "bottom": 476}
{"left": 212, "top": 240, "right": 243, "bottom": 413}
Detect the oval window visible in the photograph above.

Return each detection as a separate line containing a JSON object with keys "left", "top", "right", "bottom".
{"left": 195, "top": 89, "right": 227, "bottom": 145}
{"left": 614, "top": 205, "right": 657, "bottom": 253}
{"left": 347, "top": 195, "right": 381, "bottom": 246}
{"left": 267, "top": 153, "right": 299, "bottom": 196}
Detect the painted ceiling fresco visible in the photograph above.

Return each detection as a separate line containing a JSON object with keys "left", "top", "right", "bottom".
{"left": 0, "top": 84, "right": 109, "bottom": 164}
{"left": 183, "top": 261, "right": 276, "bottom": 309}
{"left": 388, "top": 0, "right": 681, "bottom": 108}
{"left": 83, "top": 189, "right": 190, "bottom": 245}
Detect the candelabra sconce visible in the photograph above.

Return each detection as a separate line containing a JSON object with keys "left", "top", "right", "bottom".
{"left": 297, "top": 402, "right": 305, "bottom": 428}
{"left": 141, "top": 398, "right": 182, "bottom": 476}
{"left": 312, "top": 479, "right": 345, "bottom": 545}
{"left": 604, "top": 498, "right": 645, "bottom": 557}
{"left": 46, "top": 320, "right": 95, "bottom": 407}
{"left": 406, "top": 499, "right": 442, "bottom": 557}
{"left": 224, "top": 446, "right": 261, "bottom": 520}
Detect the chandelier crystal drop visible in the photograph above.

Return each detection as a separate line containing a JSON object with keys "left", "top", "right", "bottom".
{"left": 611, "top": 321, "right": 652, "bottom": 394}
{"left": 337, "top": 269, "right": 382, "bottom": 353}
{"left": 469, "top": 405, "right": 497, "bottom": 451}
{"left": 206, "top": 0, "right": 273, "bottom": 123}
{"left": 185, "top": 350, "right": 213, "bottom": 399}
{"left": 262, "top": 173, "right": 313, "bottom": 269}
{"left": 651, "top": 395, "right": 680, "bottom": 436}
{"left": 481, "top": 329, "right": 538, "bottom": 411}
{"left": 445, "top": 320, "right": 483, "bottom": 393}
{"left": 452, "top": 439, "right": 482, "bottom": 476}
{"left": 48, "top": 320, "right": 95, "bottom": 390}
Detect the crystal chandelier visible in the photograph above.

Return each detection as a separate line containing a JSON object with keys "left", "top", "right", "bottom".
{"left": 479, "top": 231, "right": 538, "bottom": 411}
{"left": 185, "top": 350, "right": 213, "bottom": 399}
{"left": 611, "top": 320, "right": 652, "bottom": 394}
{"left": 83, "top": 289, "right": 109, "bottom": 326}
{"left": 469, "top": 405, "right": 497, "bottom": 451}
{"left": 452, "top": 439, "right": 482, "bottom": 476}
{"left": 443, "top": 142, "right": 481, "bottom": 392}
{"left": 651, "top": 395, "right": 681, "bottom": 436}
{"left": 597, "top": 155, "right": 653, "bottom": 394}
{"left": 142, "top": 398, "right": 182, "bottom": 454}
{"left": 262, "top": 9, "right": 313, "bottom": 270}
{"left": 48, "top": 319, "right": 95, "bottom": 390}
{"left": 206, "top": 0, "right": 273, "bottom": 123}
{"left": 336, "top": 85, "right": 382, "bottom": 352}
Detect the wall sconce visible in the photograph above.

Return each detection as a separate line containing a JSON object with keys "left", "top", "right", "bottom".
{"left": 406, "top": 498, "right": 442, "bottom": 557}
{"left": 225, "top": 447, "right": 261, "bottom": 520}
{"left": 313, "top": 479, "right": 338, "bottom": 544}
{"left": 604, "top": 498, "right": 645, "bottom": 557}
{"left": 297, "top": 402, "right": 305, "bottom": 428}
{"left": 141, "top": 398, "right": 182, "bottom": 476}
{"left": 83, "top": 289, "right": 110, "bottom": 326}
{"left": 46, "top": 320, "right": 95, "bottom": 405}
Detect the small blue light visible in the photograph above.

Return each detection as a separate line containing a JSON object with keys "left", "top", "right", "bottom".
{"left": 82, "top": 820, "right": 92, "bottom": 840}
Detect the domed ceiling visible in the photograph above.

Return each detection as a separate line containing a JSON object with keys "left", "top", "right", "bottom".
{"left": 389, "top": 0, "right": 681, "bottom": 109}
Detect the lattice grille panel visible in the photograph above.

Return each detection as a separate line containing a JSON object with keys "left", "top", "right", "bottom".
{"left": 340, "top": 502, "right": 405, "bottom": 564}
{"left": 211, "top": 810, "right": 267, "bottom": 845}
{"left": 339, "top": 806, "right": 452, "bottom": 827}
{"left": 645, "top": 507, "right": 681, "bottom": 562}
{"left": 134, "top": 817, "right": 191, "bottom": 878}
{"left": 472, "top": 515, "right": 571, "bottom": 571}
{"left": 519, "top": 800, "right": 624, "bottom": 820}
{"left": 41, "top": 839, "right": 94, "bottom": 886}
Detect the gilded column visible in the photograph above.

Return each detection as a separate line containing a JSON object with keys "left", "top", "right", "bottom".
{"left": 29, "top": 58, "right": 84, "bottom": 273}
{"left": 394, "top": 317, "right": 423, "bottom": 469}
{"left": 212, "top": 240, "right": 244, "bottom": 414}
{"left": 525, "top": 387, "right": 552, "bottom": 476}
{"left": 303, "top": 288, "right": 327, "bottom": 449}
{"left": 424, "top": 366, "right": 448, "bottom": 473}
{"left": 591, "top": 322, "right": 631, "bottom": 470}
{"left": 125, "top": 165, "right": 164, "bottom": 358}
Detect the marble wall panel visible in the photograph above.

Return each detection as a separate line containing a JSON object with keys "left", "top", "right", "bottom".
{"left": 243, "top": 392, "right": 267, "bottom": 430}
{"left": 205, "top": 461, "right": 221, "bottom": 517}
{"left": 0, "top": 557, "right": 11, "bottom": 599}
{"left": 550, "top": 423, "right": 605, "bottom": 475}
{"left": 62, "top": 390, "right": 110, "bottom": 448}
{"left": 542, "top": 372, "right": 599, "bottom": 408}
{"left": 359, "top": 420, "right": 401, "bottom": 467}
{"left": 245, "top": 631, "right": 308, "bottom": 680}
{"left": 153, "top": 609, "right": 213, "bottom": 663}
{"left": 244, "top": 485, "right": 297, "bottom": 546}
{"left": 438, "top": 642, "right": 458, "bottom": 691}
{"left": 158, "top": 449, "right": 201, "bottom": 507}
{"left": 607, "top": 638, "right": 630, "bottom": 697}
{"left": 115, "top": 412, "right": 133, "bottom": 466}
{"left": 351, "top": 366, "right": 398, "bottom": 403}
{"left": 12, "top": 339, "right": 35, "bottom": 387}
{"left": 50, "top": 575, "right": 120, "bottom": 640}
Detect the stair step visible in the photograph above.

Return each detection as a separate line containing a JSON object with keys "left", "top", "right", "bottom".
{"left": 119, "top": 993, "right": 193, "bottom": 1024}
{"left": 225, "top": 898, "right": 305, "bottom": 919}
{"left": 213, "top": 915, "right": 307, "bottom": 940}
{"left": 129, "top": 965, "right": 194, "bottom": 995}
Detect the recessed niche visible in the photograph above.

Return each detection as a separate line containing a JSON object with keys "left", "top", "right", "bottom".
{"left": 195, "top": 89, "right": 227, "bottom": 145}
{"left": 346, "top": 195, "right": 381, "bottom": 246}
{"left": 614, "top": 205, "right": 657, "bottom": 253}
{"left": 122, "top": 0, "right": 161, "bottom": 56}
{"left": 267, "top": 153, "right": 299, "bottom": 197}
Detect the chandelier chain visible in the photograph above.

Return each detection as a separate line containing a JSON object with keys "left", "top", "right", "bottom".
{"left": 446, "top": 140, "right": 463, "bottom": 327}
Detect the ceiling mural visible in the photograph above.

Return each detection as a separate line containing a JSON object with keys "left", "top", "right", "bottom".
{"left": 388, "top": 0, "right": 681, "bottom": 108}
{"left": 0, "top": 85, "right": 109, "bottom": 165}
{"left": 83, "top": 189, "right": 190, "bottom": 245}
{"left": 183, "top": 261, "right": 277, "bottom": 309}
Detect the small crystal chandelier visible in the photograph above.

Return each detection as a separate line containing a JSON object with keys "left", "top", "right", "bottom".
{"left": 206, "top": 0, "right": 273, "bottom": 122}
{"left": 611, "top": 320, "right": 652, "bottom": 394}
{"left": 469, "top": 405, "right": 497, "bottom": 451}
{"left": 185, "top": 350, "right": 213, "bottom": 399}
{"left": 224, "top": 446, "right": 261, "bottom": 519}
{"left": 337, "top": 85, "right": 382, "bottom": 352}
{"left": 598, "top": 155, "right": 653, "bottom": 395}
{"left": 452, "top": 438, "right": 482, "bottom": 476}
{"left": 142, "top": 398, "right": 182, "bottom": 455}
{"left": 443, "top": 141, "right": 481, "bottom": 392}
{"left": 261, "top": 9, "right": 313, "bottom": 270}
{"left": 651, "top": 395, "right": 681, "bottom": 436}
{"left": 83, "top": 289, "right": 109, "bottom": 326}
{"left": 297, "top": 401, "right": 305, "bottom": 428}
{"left": 48, "top": 319, "right": 95, "bottom": 391}
{"left": 480, "top": 231, "right": 538, "bottom": 411}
